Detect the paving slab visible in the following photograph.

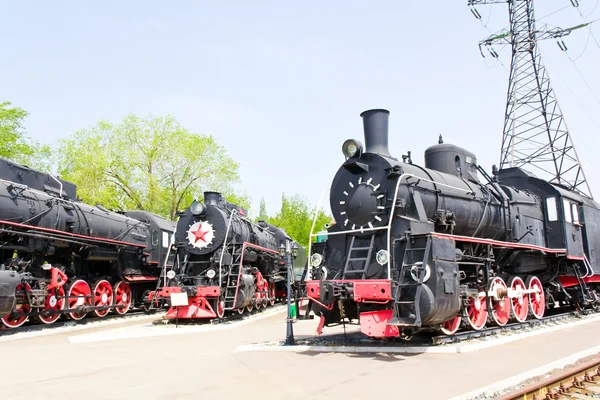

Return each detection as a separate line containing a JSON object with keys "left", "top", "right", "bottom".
{"left": 1, "top": 309, "right": 600, "bottom": 400}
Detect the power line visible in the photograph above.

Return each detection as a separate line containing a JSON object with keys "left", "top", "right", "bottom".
{"left": 586, "top": 0, "right": 599, "bottom": 18}
{"left": 565, "top": 51, "right": 600, "bottom": 107}
{"left": 542, "top": 52, "right": 600, "bottom": 175}
{"left": 572, "top": 5, "right": 600, "bottom": 52}
{"left": 538, "top": 4, "right": 572, "bottom": 21}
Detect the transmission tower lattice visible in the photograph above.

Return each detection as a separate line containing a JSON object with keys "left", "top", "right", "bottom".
{"left": 468, "top": 0, "right": 592, "bottom": 199}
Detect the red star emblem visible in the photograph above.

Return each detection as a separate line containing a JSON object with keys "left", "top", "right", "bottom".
{"left": 191, "top": 226, "right": 210, "bottom": 244}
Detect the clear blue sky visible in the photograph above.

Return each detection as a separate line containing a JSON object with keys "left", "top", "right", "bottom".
{"left": 2, "top": 1, "right": 600, "bottom": 218}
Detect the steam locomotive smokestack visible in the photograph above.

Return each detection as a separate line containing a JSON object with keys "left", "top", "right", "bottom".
{"left": 360, "top": 109, "right": 390, "bottom": 157}
{"left": 204, "top": 191, "right": 221, "bottom": 205}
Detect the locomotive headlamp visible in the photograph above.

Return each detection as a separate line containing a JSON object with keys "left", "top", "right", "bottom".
{"left": 206, "top": 269, "right": 216, "bottom": 279}
{"left": 279, "top": 243, "right": 286, "bottom": 256}
{"left": 166, "top": 270, "right": 176, "bottom": 280}
{"left": 190, "top": 201, "right": 206, "bottom": 216}
{"left": 342, "top": 139, "right": 363, "bottom": 158}
{"left": 291, "top": 243, "right": 299, "bottom": 258}
{"left": 376, "top": 250, "right": 389, "bottom": 266}
{"left": 310, "top": 253, "right": 323, "bottom": 267}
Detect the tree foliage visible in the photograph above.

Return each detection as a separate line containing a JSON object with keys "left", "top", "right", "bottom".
{"left": 258, "top": 198, "right": 268, "bottom": 221}
{"left": 57, "top": 114, "right": 241, "bottom": 220}
{"left": 266, "top": 194, "right": 331, "bottom": 248}
{"left": 0, "top": 101, "right": 52, "bottom": 170}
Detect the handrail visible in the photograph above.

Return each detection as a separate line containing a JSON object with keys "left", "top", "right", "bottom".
{"left": 218, "top": 209, "right": 237, "bottom": 289}
{"left": 307, "top": 172, "right": 480, "bottom": 280}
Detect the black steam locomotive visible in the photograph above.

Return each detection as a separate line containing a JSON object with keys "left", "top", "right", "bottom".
{"left": 0, "top": 157, "right": 175, "bottom": 329}
{"left": 150, "top": 191, "right": 306, "bottom": 320}
{"left": 306, "top": 109, "right": 600, "bottom": 338}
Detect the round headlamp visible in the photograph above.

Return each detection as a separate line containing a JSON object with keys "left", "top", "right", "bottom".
{"left": 376, "top": 249, "right": 389, "bottom": 266}
{"left": 166, "top": 270, "right": 176, "bottom": 280}
{"left": 206, "top": 269, "right": 216, "bottom": 279}
{"left": 310, "top": 253, "right": 323, "bottom": 267}
{"left": 190, "top": 201, "right": 206, "bottom": 216}
{"left": 342, "top": 139, "right": 363, "bottom": 158}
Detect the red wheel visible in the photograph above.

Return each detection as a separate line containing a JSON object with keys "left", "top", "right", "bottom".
{"left": 214, "top": 298, "right": 225, "bottom": 319}
{"left": 237, "top": 307, "right": 244, "bottom": 314}
{"left": 113, "top": 281, "right": 131, "bottom": 315}
{"left": 67, "top": 280, "right": 91, "bottom": 320}
{"left": 487, "top": 277, "right": 510, "bottom": 326}
{"left": 269, "top": 282, "right": 275, "bottom": 306}
{"left": 465, "top": 291, "right": 488, "bottom": 330}
{"left": 246, "top": 303, "right": 254, "bottom": 313}
{"left": 1, "top": 283, "right": 32, "bottom": 329}
{"left": 439, "top": 315, "right": 461, "bottom": 335}
{"left": 36, "top": 285, "right": 66, "bottom": 324}
{"left": 527, "top": 276, "right": 545, "bottom": 319}
{"left": 255, "top": 289, "right": 262, "bottom": 310}
{"left": 509, "top": 276, "right": 529, "bottom": 322}
{"left": 92, "top": 280, "right": 113, "bottom": 318}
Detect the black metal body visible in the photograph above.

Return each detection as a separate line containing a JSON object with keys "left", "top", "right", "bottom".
{"left": 159, "top": 191, "right": 306, "bottom": 311}
{"left": 0, "top": 157, "right": 176, "bottom": 319}
{"left": 308, "top": 109, "right": 600, "bottom": 334}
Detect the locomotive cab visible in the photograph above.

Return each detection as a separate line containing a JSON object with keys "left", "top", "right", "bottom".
{"left": 497, "top": 168, "right": 586, "bottom": 260}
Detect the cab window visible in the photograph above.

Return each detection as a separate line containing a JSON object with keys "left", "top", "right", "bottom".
{"left": 563, "top": 199, "right": 572, "bottom": 223}
{"left": 572, "top": 203, "right": 580, "bottom": 225}
{"left": 151, "top": 230, "right": 159, "bottom": 246}
{"left": 546, "top": 197, "right": 558, "bottom": 221}
{"left": 162, "top": 231, "right": 171, "bottom": 249}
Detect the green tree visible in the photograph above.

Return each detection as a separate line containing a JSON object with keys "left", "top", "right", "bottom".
{"left": 268, "top": 193, "right": 330, "bottom": 248}
{"left": 0, "top": 101, "right": 52, "bottom": 170}
{"left": 258, "top": 198, "right": 268, "bottom": 221}
{"left": 57, "top": 114, "right": 241, "bottom": 220}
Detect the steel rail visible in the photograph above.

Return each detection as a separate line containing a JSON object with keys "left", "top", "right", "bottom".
{"left": 495, "top": 355, "right": 600, "bottom": 399}
{"left": 431, "top": 311, "right": 581, "bottom": 345}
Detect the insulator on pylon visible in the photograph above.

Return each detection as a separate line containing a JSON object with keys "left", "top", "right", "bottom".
{"left": 470, "top": 7, "right": 482, "bottom": 19}
{"left": 557, "top": 40, "right": 568, "bottom": 51}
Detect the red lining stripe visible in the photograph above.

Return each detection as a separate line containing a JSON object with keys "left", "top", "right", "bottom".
{"left": 0, "top": 218, "right": 148, "bottom": 248}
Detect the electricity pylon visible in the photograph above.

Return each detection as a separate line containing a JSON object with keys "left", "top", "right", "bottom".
{"left": 468, "top": 0, "right": 592, "bottom": 198}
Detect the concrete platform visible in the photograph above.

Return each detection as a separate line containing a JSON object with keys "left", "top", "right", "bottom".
{"left": 2, "top": 308, "right": 600, "bottom": 400}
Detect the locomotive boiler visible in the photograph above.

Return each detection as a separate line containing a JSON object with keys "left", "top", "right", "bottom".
{"left": 306, "top": 109, "right": 600, "bottom": 338}
{"left": 150, "top": 191, "right": 306, "bottom": 320}
{"left": 0, "top": 157, "right": 175, "bottom": 328}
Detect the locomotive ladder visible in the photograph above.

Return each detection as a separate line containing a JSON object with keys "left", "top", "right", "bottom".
{"left": 388, "top": 236, "right": 431, "bottom": 327}
{"left": 342, "top": 235, "right": 376, "bottom": 279}
{"left": 223, "top": 256, "right": 243, "bottom": 310}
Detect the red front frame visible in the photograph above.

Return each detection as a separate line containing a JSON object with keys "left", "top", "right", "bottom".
{"left": 157, "top": 286, "right": 222, "bottom": 319}
{"left": 306, "top": 279, "right": 398, "bottom": 337}
{"left": 306, "top": 279, "right": 392, "bottom": 304}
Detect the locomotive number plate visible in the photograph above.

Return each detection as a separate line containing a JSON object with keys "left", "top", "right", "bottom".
{"left": 170, "top": 292, "right": 189, "bottom": 306}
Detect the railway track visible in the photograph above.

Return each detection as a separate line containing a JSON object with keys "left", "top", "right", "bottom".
{"left": 431, "top": 310, "right": 584, "bottom": 345}
{"left": 495, "top": 355, "right": 600, "bottom": 399}
{"left": 1, "top": 301, "right": 290, "bottom": 338}
{"left": 0, "top": 309, "right": 161, "bottom": 337}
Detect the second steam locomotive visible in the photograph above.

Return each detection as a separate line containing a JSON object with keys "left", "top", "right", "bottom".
{"left": 0, "top": 157, "right": 175, "bottom": 329}
{"left": 148, "top": 191, "right": 306, "bottom": 320}
{"left": 306, "top": 109, "right": 600, "bottom": 338}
